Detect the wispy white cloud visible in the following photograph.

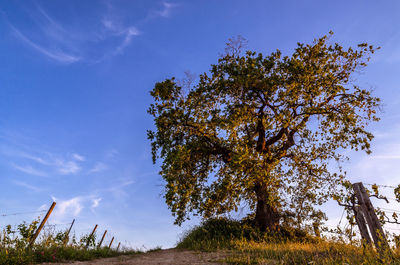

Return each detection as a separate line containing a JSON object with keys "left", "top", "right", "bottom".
{"left": 12, "top": 164, "right": 47, "bottom": 177}
{"left": 72, "top": 153, "right": 85, "bottom": 161}
{"left": 50, "top": 195, "right": 102, "bottom": 222}
{"left": 2, "top": 145, "right": 83, "bottom": 176}
{"left": 5, "top": 2, "right": 179, "bottom": 64}
{"left": 98, "top": 1, "right": 179, "bottom": 60}
{"left": 107, "top": 179, "right": 135, "bottom": 200}
{"left": 38, "top": 204, "right": 48, "bottom": 211}
{"left": 100, "top": 17, "right": 140, "bottom": 57}
{"left": 145, "top": 1, "right": 178, "bottom": 20}
{"left": 102, "top": 18, "right": 123, "bottom": 33}
{"left": 105, "top": 149, "right": 118, "bottom": 159}
{"left": 114, "top": 27, "right": 140, "bottom": 55}
{"left": 56, "top": 159, "right": 81, "bottom": 175}
{"left": 20, "top": 152, "right": 50, "bottom": 165}
{"left": 0, "top": 147, "right": 51, "bottom": 165}
{"left": 13, "top": 180, "right": 42, "bottom": 192}
{"left": 10, "top": 25, "right": 80, "bottom": 64}
{"left": 89, "top": 162, "right": 108, "bottom": 173}
{"left": 91, "top": 178, "right": 135, "bottom": 202}
{"left": 36, "top": 6, "right": 66, "bottom": 34}
{"left": 51, "top": 196, "right": 84, "bottom": 222}
{"left": 91, "top": 198, "right": 102, "bottom": 210}
{"left": 158, "top": 2, "right": 178, "bottom": 18}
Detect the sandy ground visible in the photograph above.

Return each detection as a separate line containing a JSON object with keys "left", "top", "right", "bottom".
{"left": 47, "top": 249, "right": 229, "bottom": 265}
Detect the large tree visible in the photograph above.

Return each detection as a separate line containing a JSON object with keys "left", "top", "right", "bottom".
{"left": 147, "top": 34, "right": 380, "bottom": 232}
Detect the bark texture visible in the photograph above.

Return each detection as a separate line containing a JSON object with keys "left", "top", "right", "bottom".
{"left": 254, "top": 184, "right": 280, "bottom": 232}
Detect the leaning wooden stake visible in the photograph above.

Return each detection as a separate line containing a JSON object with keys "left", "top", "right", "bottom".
{"left": 353, "top": 205, "right": 372, "bottom": 245}
{"left": 108, "top": 237, "right": 114, "bottom": 248}
{"left": 86, "top": 224, "right": 98, "bottom": 249}
{"left": 29, "top": 202, "right": 56, "bottom": 247}
{"left": 98, "top": 230, "right": 107, "bottom": 248}
{"left": 353, "top": 182, "right": 389, "bottom": 251}
{"left": 117, "top": 242, "right": 121, "bottom": 252}
{"left": 63, "top": 219, "right": 75, "bottom": 246}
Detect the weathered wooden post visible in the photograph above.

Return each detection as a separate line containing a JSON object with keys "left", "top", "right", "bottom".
{"left": 353, "top": 182, "right": 389, "bottom": 251}
{"left": 63, "top": 219, "right": 75, "bottom": 246}
{"left": 117, "top": 242, "right": 121, "bottom": 252}
{"left": 29, "top": 202, "right": 56, "bottom": 247}
{"left": 85, "top": 224, "right": 98, "bottom": 249}
{"left": 353, "top": 205, "right": 372, "bottom": 245}
{"left": 108, "top": 237, "right": 114, "bottom": 248}
{"left": 98, "top": 230, "right": 107, "bottom": 248}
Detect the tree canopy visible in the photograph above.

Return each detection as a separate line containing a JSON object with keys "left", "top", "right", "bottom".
{"left": 148, "top": 33, "right": 380, "bottom": 232}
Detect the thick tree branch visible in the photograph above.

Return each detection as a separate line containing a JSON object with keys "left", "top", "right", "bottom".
{"left": 182, "top": 121, "right": 234, "bottom": 163}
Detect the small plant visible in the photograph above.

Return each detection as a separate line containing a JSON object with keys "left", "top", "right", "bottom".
{"left": 80, "top": 232, "right": 97, "bottom": 248}
{"left": 147, "top": 246, "right": 162, "bottom": 252}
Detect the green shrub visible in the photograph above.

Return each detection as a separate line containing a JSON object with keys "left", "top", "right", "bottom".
{"left": 177, "top": 217, "right": 315, "bottom": 251}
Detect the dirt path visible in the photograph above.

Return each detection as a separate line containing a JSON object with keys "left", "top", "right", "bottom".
{"left": 51, "top": 249, "right": 229, "bottom": 264}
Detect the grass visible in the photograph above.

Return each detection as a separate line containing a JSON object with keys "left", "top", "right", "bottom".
{"left": 0, "top": 219, "right": 142, "bottom": 264}
{"left": 4, "top": 216, "right": 398, "bottom": 264}
{"left": 177, "top": 217, "right": 400, "bottom": 264}
{"left": 0, "top": 246, "right": 140, "bottom": 265}
{"left": 224, "top": 240, "right": 398, "bottom": 264}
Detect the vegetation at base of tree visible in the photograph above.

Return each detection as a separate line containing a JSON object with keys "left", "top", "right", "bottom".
{"left": 148, "top": 32, "right": 381, "bottom": 232}
{"left": 177, "top": 218, "right": 315, "bottom": 251}
{"left": 177, "top": 217, "right": 399, "bottom": 264}
{"left": 0, "top": 219, "right": 141, "bottom": 265}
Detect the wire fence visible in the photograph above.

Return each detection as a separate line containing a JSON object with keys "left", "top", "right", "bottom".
{"left": 0, "top": 181, "right": 399, "bottom": 249}
{"left": 0, "top": 205, "right": 123, "bottom": 251}
{"left": 0, "top": 210, "right": 47, "bottom": 217}
{"left": 364, "top": 183, "right": 398, "bottom": 189}
{"left": 321, "top": 181, "right": 400, "bottom": 249}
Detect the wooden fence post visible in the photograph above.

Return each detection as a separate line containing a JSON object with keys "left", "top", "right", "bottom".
{"left": 98, "top": 230, "right": 107, "bottom": 248}
{"left": 353, "top": 205, "right": 372, "bottom": 245}
{"left": 29, "top": 202, "right": 56, "bottom": 247}
{"left": 353, "top": 182, "right": 389, "bottom": 251}
{"left": 108, "top": 237, "right": 114, "bottom": 248}
{"left": 63, "top": 219, "right": 75, "bottom": 246}
{"left": 86, "top": 224, "right": 98, "bottom": 249}
{"left": 117, "top": 242, "right": 121, "bottom": 252}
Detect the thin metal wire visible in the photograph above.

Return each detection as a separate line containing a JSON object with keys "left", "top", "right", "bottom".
{"left": 338, "top": 208, "right": 345, "bottom": 227}
{"left": 376, "top": 208, "right": 400, "bottom": 214}
{"left": 364, "top": 183, "right": 397, "bottom": 189}
{"left": 44, "top": 222, "right": 73, "bottom": 227}
{"left": 0, "top": 210, "right": 47, "bottom": 217}
{"left": 384, "top": 227, "right": 400, "bottom": 232}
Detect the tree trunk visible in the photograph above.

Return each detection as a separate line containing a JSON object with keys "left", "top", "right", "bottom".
{"left": 254, "top": 184, "right": 280, "bottom": 232}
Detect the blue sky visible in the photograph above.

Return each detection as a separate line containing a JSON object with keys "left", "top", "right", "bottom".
{"left": 1, "top": 0, "right": 400, "bottom": 248}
